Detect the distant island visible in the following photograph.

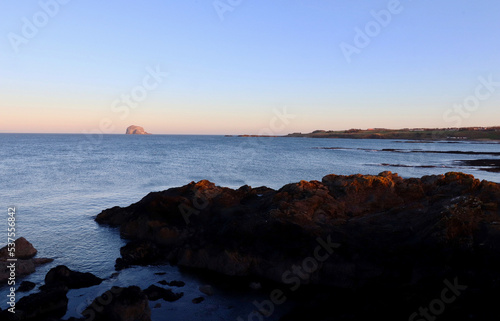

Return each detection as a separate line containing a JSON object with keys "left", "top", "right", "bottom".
{"left": 235, "top": 126, "right": 500, "bottom": 141}
{"left": 125, "top": 125, "right": 151, "bottom": 135}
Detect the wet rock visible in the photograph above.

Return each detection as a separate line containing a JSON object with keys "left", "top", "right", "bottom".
{"left": 158, "top": 280, "right": 185, "bottom": 287}
{"left": 167, "top": 280, "right": 185, "bottom": 287}
{"left": 115, "top": 240, "right": 162, "bottom": 270}
{"left": 199, "top": 285, "right": 214, "bottom": 296}
{"left": 95, "top": 172, "right": 500, "bottom": 317}
{"left": 43, "top": 265, "right": 102, "bottom": 290}
{"left": 0, "top": 237, "right": 37, "bottom": 259}
{"left": 0, "top": 238, "right": 52, "bottom": 283}
{"left": 143, "top": 284, "right": 183, "bottom": 302}
{"left": 83, "top": 286, "right": 151, "bottom": 321}
{"left": 33, "top": 258, "right": 54, "bottom": 265}
{"left": 18, "top": 281, "right": 36, "bottom": 292}
{"left": 1, "top": 286, "right": 69, "bottom": 321}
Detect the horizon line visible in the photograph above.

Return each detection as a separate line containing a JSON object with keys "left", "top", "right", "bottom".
{"left": 1, "top": 125, "right": 499, "bottom": 136}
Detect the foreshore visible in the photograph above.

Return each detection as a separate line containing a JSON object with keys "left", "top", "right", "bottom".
{"left": 3, "top": 171, "right": 500, "bottom": 320}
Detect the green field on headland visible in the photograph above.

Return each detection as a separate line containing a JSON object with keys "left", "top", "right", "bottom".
{"left": 284, "top": 127, "right": 500, "bottom": 141}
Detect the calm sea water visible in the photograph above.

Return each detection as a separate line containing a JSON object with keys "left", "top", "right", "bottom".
{"left": 1, "top": 134, "right": 499, "bottom": 320}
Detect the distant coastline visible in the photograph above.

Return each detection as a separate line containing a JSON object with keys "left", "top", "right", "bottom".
{"left": 234, "top": 126, "right": 500, "bottom": 141}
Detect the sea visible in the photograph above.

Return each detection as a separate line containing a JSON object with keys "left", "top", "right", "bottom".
{"left": 1, "top": 134, "right": 499, "bottom": 320}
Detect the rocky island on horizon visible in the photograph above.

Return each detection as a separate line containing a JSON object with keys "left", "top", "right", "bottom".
{"left": 125, "top": 125, "right": 151, "bottom": 135}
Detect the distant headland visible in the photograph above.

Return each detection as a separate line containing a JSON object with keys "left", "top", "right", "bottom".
{"left": 125, "top": 125, "right": 151, "bottom": 135}
{"left": 235, "top": 126, "right": 500, "bottom": 141}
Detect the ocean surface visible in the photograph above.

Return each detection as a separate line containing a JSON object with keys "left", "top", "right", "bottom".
{"left": 1, "top": 134, "right": 499, "bottom": 320}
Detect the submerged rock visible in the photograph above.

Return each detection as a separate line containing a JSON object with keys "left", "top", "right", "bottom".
{"left": 158, "top": 280, "right": 185, "bottom": 287}
{"left": 143, "top": 284, "right": 183, "bottom": 302}
{"left": 199, "top": 285, "right": 214, "bottom": 296}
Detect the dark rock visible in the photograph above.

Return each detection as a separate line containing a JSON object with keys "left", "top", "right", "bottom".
{"left": 158, "top": 280, "right": 185, "bottom": 287}
{"left": 95, "top": 172, "right": 500, "bottom": 318}
{"left": 6, "top": 287, "right": 68, "bottom": 320}
{"left": 43, "top": 265, "right": 102, "bottom": 290}
{"left": 83, "top": 286, "right": 151, "bottom": 321}
{"left": 167, "top": 280, "right": 185, "bottom": 287}
{"left": 0, "top": 238, "right": 52, "bottom": 283}
{"left": 143, "top": 284, "right": 183, "bottom": 302}
{"left": 115, "top": 240, "right": 162, "bottom": 270}
{"left": 199, "top": 285, "right": 213, "bottom": 296}
{"left": 18, "top": 281, "right": 36, "bottom": 292}
{"left": 0, "top": 237, "right": 37, "bottom": 259}
{"left": 33, "top": 258, "right": 54, "bottom": 265}
{"left": 192, "top": 296, "right": 205, "bottom": 304}
{"left": 95, "top": 172, "right": 500, "bottom": 286}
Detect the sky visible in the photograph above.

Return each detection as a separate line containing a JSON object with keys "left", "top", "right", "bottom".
{"left": 1, "top": 0, "right": 499, "bottom": 134}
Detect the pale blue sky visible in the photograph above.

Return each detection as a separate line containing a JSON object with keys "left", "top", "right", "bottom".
{"left": 1, "top": 0, "right": 499, "bottom": 134}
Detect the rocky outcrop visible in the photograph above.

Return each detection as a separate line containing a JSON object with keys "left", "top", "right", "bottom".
{"left": 0, "top": 237, "right": 37, "bottom": 259}
{"left": 143, "top": 284, "right": 183, "bottom": 302}
{"left": 158, "top": 280, "right": 184, "bottom": 287}
{"left": 96, "top": 172, "right": 500, "bottom": 287}
{"left": 95, "top": 172, "right": 500, "bottom": 319}
{"left": 115, "top": 240, "right": 162, "bottom": 270}
{"left": 18, "top": 281, "right": 36, "bottom": 292}
{"left": 0, "top": 238, "right": 53, "bottom": 283}
{"left": 125, "top": 125, "right": 151, "bottom": 135}
{"left": 0, "top": 286, "right": 68, "bottom": 321}
{"left": 42, "top": 265, "right": 102, "bottom": 290}
{"left": 0, "top": 265, "right": 104, "bottom": 321}
{"left": 83, "top": 286, "right": 151, "bottom": 321}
